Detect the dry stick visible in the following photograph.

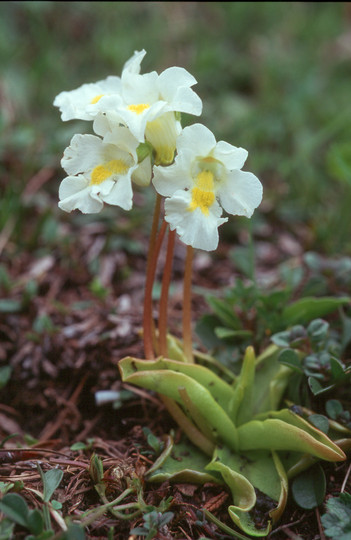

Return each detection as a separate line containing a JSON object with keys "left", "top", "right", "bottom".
{"left": 158, "top": 227, "right": 176, "bottom": 358}
{"left": 143, "top": 194, "right": 162, "bottom": 359}
{"left": 183, "top": 245, "right": 194, "bottom": 363}
{"left": 341, "top": 461, "right": 351, "bottom": 492}
{"left": 315, "top": 507, "right": 327, "bottom": 540}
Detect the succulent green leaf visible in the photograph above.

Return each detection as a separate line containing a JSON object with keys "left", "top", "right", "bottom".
{"left": 206, "top": 446, "right": 287, "bottom": 537}
{"left": 119, "top": 356, "right": 236, "bottom": 413}
{"left": 147, "top": 437, "right": 220, "bottom": 485}
{"left": 237, "top": 410, "right": 345, "bottom": 461}
{"left": 119, "top": 357, "right": 239, "bottom": 450}
{"left": 165, "top": 334, "right": 188, "bottom": 362}
{"left": 207, "top": 449, "right": 256, "bottom": 512}
{"left": 230, "top": 346, "right": 256, "bottom": 424}
{"left": 249, "top": 345, "right": 292, "bottom": 415}
{"left": 227, "top": 509, "right": 271, "bottom": 538}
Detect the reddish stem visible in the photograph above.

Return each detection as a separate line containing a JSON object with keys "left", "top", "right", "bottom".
{"left": 143, "top": 194, "right": 162, "bottom": 359}
{"left": 158, "top": 227, "right": 176, "bottom": 357}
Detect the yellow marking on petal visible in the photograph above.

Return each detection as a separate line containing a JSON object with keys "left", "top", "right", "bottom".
{"left": 188, "top": 170, "right": 216, "bottom": 215}
{"left": 188, "top": 188, "right": 216, "bottom": 216}
{"left": 202, "top": 156, "right": 217, "bottom": 164}
{"left": 90, "top": 159, "right": 129, "bottom": 185}
{"left": 128, "top": 103, "right": 150, "bottom": 115}
{"left": 195, "top": 170, "right": 215, "bottom": 191}
{"left": 91, "top": 94, "right": 104, "bottom": 104}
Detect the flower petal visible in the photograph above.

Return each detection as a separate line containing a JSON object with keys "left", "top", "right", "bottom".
{"left": 164, "top": 190, "right": 227, "bottom": 251}
{"left": 122, "top": 71, "right": 160, "bottom": 105}
{"left": 212, "top": 141, "right": 248, "bottom": 171}
{"left": 102, "top": 174, "right": 133, "bottom": 210}
{"left": 61, "top": 134, "right": 103, "bottom": 175}
{"left": 176, "top": 124, "right": 217, "bottom": 158}
{"left": 122, "top": 49, "right": 147, "bottom": 75}
{"left": 218, "top": 170, "right": 263, "bottom": 218}
{"left": 53, "top": 77, "right": 121, "bottom": 121}
{"left": 153, "top": 156, "right": 192, "bottom": 197}
{"left": 58, "top": 175, "right": 103, "bottom": 214}
{"left": 157, "top": 67, "right": 202, "bottom": 115}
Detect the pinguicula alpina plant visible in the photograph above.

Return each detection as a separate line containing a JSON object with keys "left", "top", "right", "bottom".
{"left": 54, "top": 50, "right": 348, "bottom": 537}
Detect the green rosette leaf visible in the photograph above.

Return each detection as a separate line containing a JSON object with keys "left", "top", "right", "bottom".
{"left": 119, "top": 356, "right": 239, "bottom": 450}
{"left": 237, "top": 410, "right": 345, "bottom": 461}
{"left": 146, "top": 436, "right": 221, "bottom": 485}
{"left": 206, "top": 446, "right": 287, "bottom": 537}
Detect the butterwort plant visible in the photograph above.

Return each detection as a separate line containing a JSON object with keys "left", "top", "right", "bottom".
{"left": 54, "top": 50, "right": 347, "bottom": 537}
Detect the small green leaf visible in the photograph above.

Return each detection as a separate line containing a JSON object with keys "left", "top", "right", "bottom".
{"left": 321, "top": 492, "right": 351, "bottom": 539}
{"left": 215, "top": 327, "right": 253, "bottom": 340}
{"left": 61, "top": 523, "right": 86, "bottom": 540}
{"left": 70, "top": 442, "right": 87, "bottom": 451}
{"left": 307, "top": 319, "right": 329, "bottom": 342}
{"left": 326, "top": 399, "right": 344, "bottom": 420}
{"left": 329, "top": 357, "right": 347, "bottom": 381}
{"left": 42, "top": 468, "right": 64, "bottom": 503}
{"left": 206, "top": 296, "right": 241, "bottom": 329}
{"left": 27, "top": 509, "right": 44, "bottom": 535}
{"left": 0, "top": 518, "right": 15, "bottom": 539}
{"left": 0, "top": 299, "right": 22, "bottom": 313}
{"left": 292, "top": 463, "right": 326, "bottom": 509}
{"left": 51, "top": 500, "right": 62, "bottom": 510}
{"left": 308, "top": 376, "right": 324, "bottom": 395}
{"left": 308, "top": 414, "right": 329, "bottom": 434}
{"left": 143, "top": 427, "right": 163, "bottom": 454}
{"left": 89, "top": 454, "right": 104, "bottom": 485}
{"left": 278, "top": 349, "right": 302, "bottom": 372}
{"left": 0, "top": 481, "right": 15, "bottom": 494}
{"left": 0, "top": 366, "right": 12, "bottom": 389}
{"left": 0, "top": 493, "right": 29, "bottom": 527}
{"left": 271, "top": 330, "right": 291, "bottom": 347}
{"left": 195, "top": 314, "right": 223, "bottom": 349}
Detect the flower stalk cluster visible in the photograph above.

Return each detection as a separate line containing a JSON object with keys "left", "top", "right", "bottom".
{"left": 54, "top": 49, "right": 263, "bottom": 361}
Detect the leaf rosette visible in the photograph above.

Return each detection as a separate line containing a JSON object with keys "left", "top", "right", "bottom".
{"left": 119, "top": 345, "right": 346, "bottom": 536}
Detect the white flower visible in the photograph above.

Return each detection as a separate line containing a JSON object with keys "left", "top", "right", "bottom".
{"left": 53, "top": 76, "right": 122, "bottom": 122}
{"left": 58, "top": 126, "right": 150, "bottom": 213}
{"left": 54, "top": 50, "right": 202, "bottom": 165}
{"left": 153, "top": 124, "right": 263, "bottom": 251}
{"left": 91, "top": 50, "right": 202, "bottom": 164}
{"left": 53, "top": 50, "right": 146, "bottom": 122}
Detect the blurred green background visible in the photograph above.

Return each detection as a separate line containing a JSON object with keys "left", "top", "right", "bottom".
{"left": 1, "top": 1, "right": 351, "bottom": 257}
